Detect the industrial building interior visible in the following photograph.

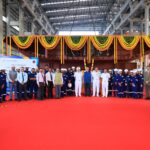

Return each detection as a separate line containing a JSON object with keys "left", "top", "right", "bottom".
{"left": 0, "top": 0, "right": 150, "bottom": 66}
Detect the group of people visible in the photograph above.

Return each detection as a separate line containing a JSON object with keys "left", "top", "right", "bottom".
{"left": 0, "top": 65, "right": 150, "bottom": 103}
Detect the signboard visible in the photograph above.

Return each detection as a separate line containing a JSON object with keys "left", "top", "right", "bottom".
{"left": 0, "top": 56, "right": 39, "bottom": 71}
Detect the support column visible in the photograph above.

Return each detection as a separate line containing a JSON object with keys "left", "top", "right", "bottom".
{"left": 6, "top": 3, "right": 11, "bottom": 36}
{"left": 145, "top": 5, "right": 150, "bottom": 35}
{"left": 0, "top": 0, "right": 3, "bottom": 54}
{"left": 31, "top": 21, "right": 35, "bottom": 34}
{"left": 130, "top": 20, "right": 134, "bottom": 33}
{"left": 19, "top": 7, "right": 24, "bottom": 35}
{"left": 144, "top": 5, "right": 150, "bottom": 68}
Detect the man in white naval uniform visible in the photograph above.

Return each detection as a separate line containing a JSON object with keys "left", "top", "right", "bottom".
{"left": 101, "top": 69, "right": 110, "bottom": 97}
{"left": 92, "top": 67, "right": 101, "bottom": 97}
{"left": 74, "top": 67, "right": 83, "bottom": 97}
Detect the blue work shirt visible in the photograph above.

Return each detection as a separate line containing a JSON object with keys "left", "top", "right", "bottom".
{"left": 84, "top": 71, "right": 92, "bottom": 84}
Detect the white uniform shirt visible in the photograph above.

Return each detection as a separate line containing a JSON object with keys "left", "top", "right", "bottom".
{"left": 36, "top": 72, "right": 45, "bottom": 86}
{"left": 17, "top": 72, "right": 28, "bottom": 84}
{"left": 46, "top": 72, "right": 54, "bottom": 85}
{"left": 74, "top": 71, "right": 82, "bottom": 82}
{"left": 101, "top": 73, "right": 110, "bottom": 82}
{"left": 92, "top": 71, "right": 101, "bottom": 81}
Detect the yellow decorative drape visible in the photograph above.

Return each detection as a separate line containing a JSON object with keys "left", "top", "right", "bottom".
{"left": 117, "top": 36, "right": 140, "bottom": 50}
{"left": 143, "top": 35, "right": 150, "bottom": 47}
{"left": 12, "top": 36, "right": 35, "bottom": 49}
{"left": 38, "top": 36, "right": 60, "bottom": 50}
{"left": 60, "top": 37, "right": 64, "bottom": 64}
{"left": 114, "top": 36, "right": 118, "bottom": 64}
{"left": 140, "top": 36, "right": 144, "bottom": 62}
{"left": 90, "top": 36, "right": 114, "bottom": 51}
{"left": 64, "top": 36, "right": 88, "bottom": 51}
{"left": 36, "top": 36, "right": 39, "bottom": 57}
{"left": 87, "top": 37, "right": 91, "bottom": 63}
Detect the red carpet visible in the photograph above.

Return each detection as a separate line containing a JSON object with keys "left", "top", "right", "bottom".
{"left": 0, "top": 97, "right": 150, "bottom": 150}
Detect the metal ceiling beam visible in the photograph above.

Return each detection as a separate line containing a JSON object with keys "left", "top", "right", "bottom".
{"left": 21, "top": 0, "right": 55, "bottom": 34}
{"left": 45, "top": 6, "right": 106, "bottom": 14}
{"left": 111, "top": 0, "right": 144, "bottom": 34}
{"left": 53, "top": 20, "right": 107, "bottom": 26}
{"left": 40, "top": 0, "right": 110, "bottom": 9}
{"left": 103, "top": 0, "right": 144, "bottom": 34}
{"left": 49, "top": 13, "right": 108, "bottom": 22}
{"left": 47, "top": 10, "right": 108, "bottom": 18}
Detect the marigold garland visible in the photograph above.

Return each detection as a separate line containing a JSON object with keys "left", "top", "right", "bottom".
{"left": 12, "top": 36, "right": 35, "bottom": 49}
{"left": 64, "top": 36, "right": 88, "bottom": 51}
{"left": 117, "top": 36, "right": 140, "bottom": 50}
{"left": 90, "top": 36, "right": 114, "bottom": 51}
{"left": 38, "top": 36, "right": 60, "bottom": 50}
{"left": 143, "top": 35, "right": 150, "bottom": 48}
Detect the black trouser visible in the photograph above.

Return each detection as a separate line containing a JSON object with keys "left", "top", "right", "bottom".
{"left": 37, "top": 82, "right": 45, "bottom": 100}
{"left": 18, "top": 83, "right": 27, "bottom": 100}
{"left": 84, "top": 83, "right": 91, "bottom": 96}
{"left": 47, "top": 81, "right": 53, "bottom": 98}
{"left": 44, "top": 86, "right": 47, "bottom": 98}
{"left": 29, "top": 82, "right": 38, "bottom": 99}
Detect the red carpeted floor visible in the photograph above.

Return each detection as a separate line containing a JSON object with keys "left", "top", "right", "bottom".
{"left": 0, "top": 97, "right": 150, "bottom": 150}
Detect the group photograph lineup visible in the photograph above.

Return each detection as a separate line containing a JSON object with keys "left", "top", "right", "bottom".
{"left": 0, "top": 65, "right": 150, "bottom": 103}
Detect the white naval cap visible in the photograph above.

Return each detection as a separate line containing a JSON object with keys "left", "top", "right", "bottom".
{"left": 133, "top": 69, "right": 137, "bottom": 74}
{"left": 114, "top": 68, "right": 118, "bottom": 72}
{"left": 76, "top": 66, "right": 81, "bottom": 70}
{"left": 118, "top": 69, "right": 122, "bottom": 72}
{"left": 130, "top": 70, "right": 133, "bottom": 73}
{"left": 72, "top": 66, "right": 75, "bottom": 69}
{"left": 61, "top": 68, "right": 67, "bottom": 71}
{"left": 137, "top": 68, "right": 142, "bottom": 72}
{"left": 124, "top": 69, "right": 128, "bottom": 72}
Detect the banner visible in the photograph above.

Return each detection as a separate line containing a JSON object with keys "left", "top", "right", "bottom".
{"left": 0, "top": 56, "right": 39, "bottom": 71}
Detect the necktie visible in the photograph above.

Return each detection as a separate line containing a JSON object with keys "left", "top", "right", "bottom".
{"left": 50, "top": 73, "right": 52, "bottom": 81}
{"left": 22, "top": 73, "right": 24, "bottom": 82}
{"left": 41, "top": 73, "right": 45, "bottom": 82}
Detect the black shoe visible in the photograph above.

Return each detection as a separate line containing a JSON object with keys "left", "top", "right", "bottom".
{"left": 9, "top": 99, "right": 12, "bottom": 101}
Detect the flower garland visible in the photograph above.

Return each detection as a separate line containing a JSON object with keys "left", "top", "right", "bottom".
{"left": 143, "top": 35, "right": 150, "bottom": 47}
{"left": 140, "top": 36, "right": 145, "bottom": 62}
{"left": 38, "top": 36, "right": 60, "bottom": 50}
{"left": 114, "top": 36, "right": 118, "bottom": 64}
{"left": 84, "top": 58, "right": 94, "bottom": 70}
{"left": 90, "top": 36, "right": 114, "bottom": 51}
{"left": 12, "top": 36, "right": 35, "bottom": 49}
{"left": 64, "top": 36, "right": 88, "bottom": 51}
{"left": 117, "top": 36, "right": 140, "bottom": 50}
{"left": 87, "top": 37, "right": 91, "bottom": 63}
